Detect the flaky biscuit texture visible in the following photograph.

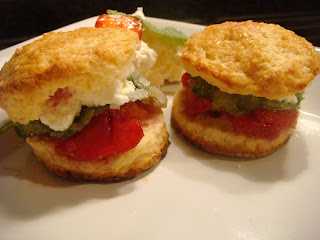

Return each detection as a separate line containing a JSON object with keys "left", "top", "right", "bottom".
{"left": 0, "top": 27, "right": 139, "bottom": 124}
{"left": 181, "top": 21, "right": 320, "bottom": 99}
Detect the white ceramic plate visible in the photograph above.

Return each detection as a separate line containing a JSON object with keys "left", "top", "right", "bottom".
{"left": 1, "top": 17, "right": 320, "bottom": 240}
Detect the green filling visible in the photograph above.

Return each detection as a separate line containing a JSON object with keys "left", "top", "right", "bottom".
{"left": 13, "top": 105, "right": 110, "bottom": 139}
{"left": 106, "top": 9, "right": 187, "bottom": 46}
{"left": 190, "top": 77, "right": 304, "bottom": 115}
{"left": 0, "top": 121, "right": 14, "bottom": 134}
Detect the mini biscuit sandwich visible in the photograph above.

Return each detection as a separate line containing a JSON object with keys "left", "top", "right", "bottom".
{"left": 0, "top": 27, "right": 169, "bottom": 181}
{"left": 172, "top": 21, "right": 320, "bottom": 157}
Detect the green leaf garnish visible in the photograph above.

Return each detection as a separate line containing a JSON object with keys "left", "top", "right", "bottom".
{"left": 106, "top": 8, "right": 188, "bottom": 46}
{"left": 0, "top": 121, "right": 14, "bottom": 134}
{"left": 127, "top": 74, "right": 146, "bottom": 89}
{"left": 141, "top": 21, "right": 187, "bottom": 46}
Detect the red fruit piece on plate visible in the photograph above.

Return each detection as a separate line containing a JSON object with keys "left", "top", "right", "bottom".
{"left": 95, "top": 14, "right": 142, "bottom": 39}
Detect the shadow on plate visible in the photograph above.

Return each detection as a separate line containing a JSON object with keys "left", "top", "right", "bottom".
{"left": 0, "top": 129, "right": 157, "bottom": 220}
{"left": 168, "top": 123, "right": 308, "bottom": 190}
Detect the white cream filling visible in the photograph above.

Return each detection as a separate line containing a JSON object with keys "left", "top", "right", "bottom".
{"left": 40, "top": 95, "right": 82, "bottom": 132}
{"left": 278, "top": 94, "right": 298, "bottom": 104}
{"left": 134, "top": 41, "right": 157, "bottom": 74}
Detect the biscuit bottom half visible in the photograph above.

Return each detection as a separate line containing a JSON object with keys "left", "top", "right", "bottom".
{"left": 171, "top": 88, "right": 294, "bottom": 158}
{"left": 27, "top": 110, "right": 169, "bottom": 182}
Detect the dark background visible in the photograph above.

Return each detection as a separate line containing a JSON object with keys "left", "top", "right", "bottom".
{"left": 1, "top": 0, "right": 320, "bottom": 50}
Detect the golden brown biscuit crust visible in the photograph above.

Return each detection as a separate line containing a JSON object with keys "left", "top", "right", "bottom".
{"left": 0, "top": 27, "right": 139, "bottom": 124}
{"left": 181, "top": 21, "right": 320, "bottom": 99}
{"left": 171, "top": 88, "right": 294, "bottom": 157}
{"left": 26, "top": 110, "right": 169, "bottom": 182}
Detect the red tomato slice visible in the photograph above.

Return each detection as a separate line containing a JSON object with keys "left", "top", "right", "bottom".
{"left": 181, "top": 73, "right": 211, "bottom": 115}
{"left": 181, "top": 72, "right": 190, "bottom": 87}
{"left": 120, "top": 101, "right": 150, "bottom": 120}
{"left": 186, "top": 89, "right": 212, "bottom": 115}
{"left": 95, "top": 14, "right": 142, "bottom": 39}
{"left": 224, "top": 109, "right": 298, "bottom": 140}
{"left": 56, "top": 109, "right": 144, "bottom": 160}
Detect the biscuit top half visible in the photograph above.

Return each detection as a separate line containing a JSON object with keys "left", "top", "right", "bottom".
{"left": 0, "top": 27, "right": 140, "bottom": 124}
{"left": 181, "top": 21, "right": 320, "bottom": 99}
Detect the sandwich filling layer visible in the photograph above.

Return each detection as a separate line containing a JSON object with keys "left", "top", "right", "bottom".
{"left": 13, "top": 75, "right": 166, "bottom": 139}
{"left": 9, "top": 72, "right": 167, "bottom": 160}
{"left": 182, "top": 73, "right": 300, "bottom": 140}
{"left": 53, "top": 100, "right": 160, "bottom": 161}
